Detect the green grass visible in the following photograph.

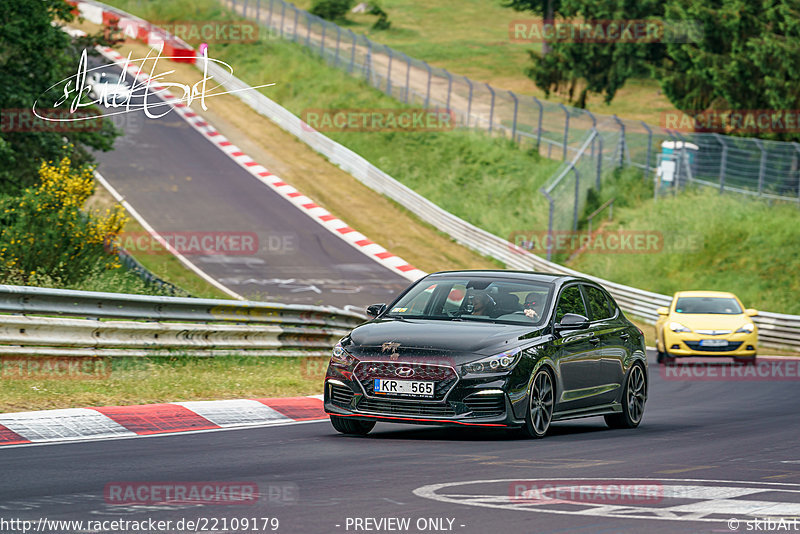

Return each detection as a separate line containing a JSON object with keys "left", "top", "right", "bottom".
{"left": 0, "top": 355, "right": 328, "bottom": 412}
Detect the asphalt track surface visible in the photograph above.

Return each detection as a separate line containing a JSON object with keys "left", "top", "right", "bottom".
{"left": 91, "top": 63, "right": 409, "bottom": 309}
{"left": 4, "top": 351, "right": 800, "bottom": 534}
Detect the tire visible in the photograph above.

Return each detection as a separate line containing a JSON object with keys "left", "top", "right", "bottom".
{"left": 605, "top": 363, "right": 646, "bottom": 429}
{"left": 330, "top": 415, "right": 375, "bottom": 436}
{"left": 521, "top": 368, "right": 555, "bottom": 439}
{"left": 657, "top": 351, "right": 675, "bottom": 365}
{"left": 733, "top": 355, "right": 757, "bottom": 365}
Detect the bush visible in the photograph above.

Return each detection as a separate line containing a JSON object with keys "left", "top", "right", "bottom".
{"left": 310, "top": 0, "right": 353, "bottom": 21}
{"left": 0, "top": 156, "right": 127, "bottom": 286}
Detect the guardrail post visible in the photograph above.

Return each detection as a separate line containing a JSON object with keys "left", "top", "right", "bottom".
{"left": 572, "top": 166, "right": 580, "bottom": 231}
{"left": 754, "top": 138, "right": 766, "bottom": 196}
{"left": 386, "top": 47, "right": 393, "bottom": 96}
{"left": 612, "top": 115, "right": 625, "bottom": 168}
{"left": 487, "top": 84, "right": 495, "bottom": 134}
{"left": 641, "top": 121, "right": 652, "bottom": 179}
{"left": 348, "top": 29, "right": 356, "bottom": 73}
{"left": 533, "top": 97, "right": 543, "bottom": 150}
{"left": 466, "top": 77, "right": 473, "bottom": 128}
{"left": 714, "top": 133, "right": 727, "bottom": 194}
{"left": 540, "top": 188, "right": 555, "bottom": 261}
{"left": 445, "top": 71, "right": 453, "bottom": 112}
{"left": 509, "top": 91, "right": 518, "bottom": 142}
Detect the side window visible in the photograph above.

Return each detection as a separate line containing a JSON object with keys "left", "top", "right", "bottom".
{"left": 584, "top": 285, "right": 613, "bottom": 321}
{"left": 555, "top": 285, "right": 587, "bottom": 322}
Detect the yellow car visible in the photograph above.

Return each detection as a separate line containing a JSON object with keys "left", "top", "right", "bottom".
{"left": 655, "top": 291, "right": 758, "bottom": 364}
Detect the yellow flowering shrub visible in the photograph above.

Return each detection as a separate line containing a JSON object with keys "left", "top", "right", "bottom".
{"left": 0, "top": 157, "right": 129, "bottom": 285}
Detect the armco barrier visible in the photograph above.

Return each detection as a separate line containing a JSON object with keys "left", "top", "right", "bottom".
{"left": 73, "top": 2, "right": 800, "bottom": 352}
{"left": 0, "top": 285, "right": 364, "bottom": 357}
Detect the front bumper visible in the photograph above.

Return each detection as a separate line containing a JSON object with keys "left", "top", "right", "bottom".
{"left": 323, "top": 376, "right": 525, "bottom": 428}
{"left": 663, "top": 331, "right": 757, "bottom": 357}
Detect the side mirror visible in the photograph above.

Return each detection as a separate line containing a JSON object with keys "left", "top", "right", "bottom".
{"left": 366, "top": 303, "right": 386, "bottom": 319}
{"left": 745, "top": 308, "right": 758, "bottom": 317}
{"left": 657, "top": 306, "right": 669, "bottom": 316}
{"left": 554, "top": 313, "right": 590, "bottom": 332}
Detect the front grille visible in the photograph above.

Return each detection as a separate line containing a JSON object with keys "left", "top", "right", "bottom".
{"left": 357, "top": 397, "right": 456, "bottom": 417}
{"left": 684, "top": 341, "right": 743, "bottom": 353}
{"left": 463, "top": 393, "right": 506, "bottom": 417}
{"left": 354, "top": 361, "right": 458, "bottom": 400}
{"left": 330, "top": 383, "right": 355, "bottom": 407}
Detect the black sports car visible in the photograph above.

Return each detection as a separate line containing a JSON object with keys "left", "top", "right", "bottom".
{"left": 323, "top": 271, "right": 648, "bottom": 438}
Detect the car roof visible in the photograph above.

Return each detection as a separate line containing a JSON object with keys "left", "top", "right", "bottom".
{"left": 425, "top": 270, "right": 589, "bottom": 286}
{"left": 674, "top": 290, "right": 737, "bottom": 299}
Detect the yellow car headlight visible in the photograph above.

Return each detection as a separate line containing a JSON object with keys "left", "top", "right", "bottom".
{"left": 735, "top": 323, "right": 755, "bottom": 334}
{"left": 669, "top": 321, "right": 691, "bottom": 333}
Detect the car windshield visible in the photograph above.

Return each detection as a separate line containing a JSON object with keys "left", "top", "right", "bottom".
{"left": 384, "top": 276, "right": 553, "bottom": 325}
{"left": 674, "top": 297, "right": 743, "bottom": 315}
{"left": 95, "top": 73, "right": 121, "bottom": 84}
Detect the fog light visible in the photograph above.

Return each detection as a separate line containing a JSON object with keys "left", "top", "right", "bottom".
{"left": 746, "top": 345, "right": 754, "bottom": 351}
{"left": 671, "top": 344, "right": 680, "bottom": 349}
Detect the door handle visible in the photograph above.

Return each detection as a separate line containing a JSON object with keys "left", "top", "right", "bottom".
{"left": 589, "top": 337, "right": 601, "bottom": 344}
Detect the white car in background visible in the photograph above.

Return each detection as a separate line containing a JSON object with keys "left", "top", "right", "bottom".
{"left": 88, "top": 71, "right": 132, "bottom": 107}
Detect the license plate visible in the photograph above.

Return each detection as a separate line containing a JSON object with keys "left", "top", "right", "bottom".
{"left": 700, "top": 339, "right": 728, "bottom": 347}
{"left": 374, "top": 379, "right": 434, "bottom": 397}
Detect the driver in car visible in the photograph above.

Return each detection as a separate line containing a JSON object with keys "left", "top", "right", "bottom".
{"left": 469, "top": 292, "right": 496, "bottom": 316}
{"left": 523, "top": 292, "right": 540, "bottom": 319}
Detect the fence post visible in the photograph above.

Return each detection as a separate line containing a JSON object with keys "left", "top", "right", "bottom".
{"left": 466, "top": 77, "right": 473, "bottom": 128}
{"left": 572, "top": 166, "right": 581, "bottom": 231}
{"left": 714, "top": 133, "right": 727, "bottom": 194}
{"left": 305, "top": 13, "right": 311, "bottom": 47}
{"left": 509, "top": 91, "right": 518, "bottom": 142}
{"left": 445, "top": 71, "right": 453, "bottom": 112}
{"left": 794, "top": 142, "right": 800, "bottom": 203}
{"left": 541, "top": 188, "right": 555, "bottom": 262}
{"left": 365, "top": 39, "right": 373, "bottom": 83}
{"left": 334, "top": 26, "right": 341, "bottom": 66}
{"left": 424, "top": 62, "right": 432, "bottom": 108}
{"left": 559, "top": 103, "right": 569, "bottom": 160}
{"left": 533, "top": 97, "right": 543, "bottom": 150}
{"left": 320, "top": 21, "right": 326, "bottom": 56}
{"left": 280, "top": 1, "right": 286, "bottom": 38}
{"left": 268, "top": 0, "right": 274, "bottom": 25}
{"left": 586, "top": 110, "right": 596, "bottom": 159}
{"left": 403, "top": 53, "right": 411, "bottom": 104}
{"left": 641, "top": 121, "right": 652, "bottom": 179}
{"left": 754, "top": 138, "right": 766, "bottom": 196}
{"left": 596, "top": 131, "right": 603, "bottom": 190}
{"left": 612, "top": 115, "right": 625, "bottom": 168}
{"left": 487, "top": 84, "right": 495, "bottom": 134}
{"left": 243, "top": 0, "right": 248, "bottom": 18}
{"left": 348, "top": 29, "right": 356, "bottom": 73}
{"left": 384, "top": 47, "right": 394, "bottom": 96}
{"left": 292, "top": 6, "right": 299, "bottom": 42}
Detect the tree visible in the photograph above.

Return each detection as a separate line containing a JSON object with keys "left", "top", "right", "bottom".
{"left": 659, "top": 0, "right": 800, "bottom": 141}
{"left": 515, "top": 0, "right": 665, "bottom": 108}
{"left": 310, "top": 0, "right": 354, "bottom": 21}
{"left": 0, "top": 0, "right": 120, "bottom": 192}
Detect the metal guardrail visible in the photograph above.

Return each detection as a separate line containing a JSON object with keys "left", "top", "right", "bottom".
{"left": 0, "top": 285, "right": 364, "bottom": 357}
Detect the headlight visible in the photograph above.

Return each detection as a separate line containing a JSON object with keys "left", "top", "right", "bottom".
{"left": 462, "top": 347, "right": 522, "bottom": 375}
{"left": 669, "top": 322, "right": 691, "bottom": 333}
{"left": 330, "top": 341, "right": 355, "bottom": 367}
{"left": 736, "top": 323, "right": 755, "bottom": 334}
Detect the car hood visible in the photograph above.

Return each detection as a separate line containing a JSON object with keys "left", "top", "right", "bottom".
{"left": 347, "top": 318, "right": 541, "bottom": 357}
{"left": 670, "top": 313, "right": 751, "bottom": 331}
